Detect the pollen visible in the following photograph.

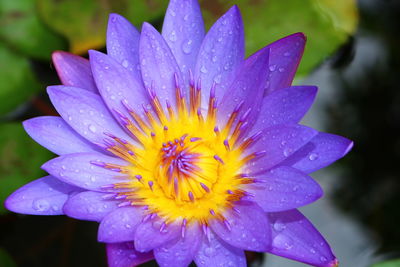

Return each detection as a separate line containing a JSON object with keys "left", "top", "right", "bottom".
{"left": 95, "top": 74, "right": 259, "bottom": 225}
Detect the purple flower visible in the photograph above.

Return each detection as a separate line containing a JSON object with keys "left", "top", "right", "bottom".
{"left": 5, "top": 1, "right": 352, "bottom": 266}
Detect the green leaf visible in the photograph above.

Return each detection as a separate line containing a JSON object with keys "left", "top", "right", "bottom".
{"left": 0, "top": 0, "right": 67, "bottom": 60}
{"left": 200, "top": 0, "right": 359, "bottom": 77}
{"left": 0, "top": 248, "right": 16, "bottom": 267}
{"left": 37, "top": 0, "right": 167, "bottom": 55}
{"left": 371, "top": 259, "right": 400, "bottom": 267}
{"left": 0, "top": 123, "right": 53, "bottom": 214}
{"left": 0, "top": 43, "right": 41, "bottom": 116}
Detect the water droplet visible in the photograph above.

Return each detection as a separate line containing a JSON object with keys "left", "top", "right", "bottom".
{"left": 269, "top": 64, "right": 277, "bottom": 72}
{"left": 213, "top": 74, "right": 222, "bottom": 84}
{"left": 278, "top": 67, "right": 285, "bottom": 72}
{"left": 181, "top": 39, "right": 193, "bottom": 54}
{"left": 211, "top": 55, "right": 218, "bottom": 63}
{"left": 122, "top": 59, "right": 129, "bottom": 68}
{"left": 273, "top": 221, "right": 286, "bottom": 232}
{"left": 320, "top": 256, "right": 327, "bottom": 262}
{"left": 88, "top": 124, "right": 97, "bottom": 133}
{"left": 200, "top": 66, "right": 208, "bottom": 73}
{"left": 32, "top": 199, "right": 50, "bottom": 212}
{"left": 204, "top": 247, "right": 215, "bottom": 257}
{"left": 309, "top": 153, "right": 319, "bottom": 161}
{"left": 310, "top": 248, "right": 316, "bottom": 254}
{"left": 272, "top": 234, "right": 293, "bottom": 250}
{"left": 283, "top": 148, "right": 293, "bottom": 157}
{"left": 183, "top": 14, "right": 189, "bottom": 21}
{"left": 90, "top": 176, "right": 96, "bottom": 182}
{"left": 169, "top": 31, "right": 177, "bottom": 42}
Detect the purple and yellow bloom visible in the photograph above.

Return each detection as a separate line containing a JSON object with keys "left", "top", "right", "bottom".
{"left": 5, "top": 0, "right": 352, "bottom": 266}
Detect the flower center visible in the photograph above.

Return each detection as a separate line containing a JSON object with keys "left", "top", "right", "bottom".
{"left": 96, "top": 78, "right": 259, "bottom": 224}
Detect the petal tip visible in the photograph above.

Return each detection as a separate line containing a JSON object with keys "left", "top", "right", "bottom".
{"left": 345, "top": 140, "right": 354, "bottom": 155}
{"left": 328, "top": 258, "right": 339, "bottom": 267}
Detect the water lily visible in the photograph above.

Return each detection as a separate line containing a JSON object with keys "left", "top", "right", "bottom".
{"left": 5, "top": 0, "right": 352, "bottom": 266}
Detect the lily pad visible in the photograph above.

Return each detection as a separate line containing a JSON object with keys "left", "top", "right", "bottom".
{"left": 371, "top": 259, "right": 400, "bottom": 267}
{"left": 0, "top": 248, "right": 16, "bottom": 267}
{"left": 0, "top": 43, "right": 41, "bottom": 116}
{"left": 0, "top": 123, "right": 54, "bottom": 214}
{"left": 0, "top": 0, "right": 67, "bottom": 60}
{"left": 200, "top": 0, "right": 359, "bottom": 76}
{"left": 37, "top": 0, "right": 168, "bottom": 54}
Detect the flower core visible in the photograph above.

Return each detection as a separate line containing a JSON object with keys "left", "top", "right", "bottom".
{"left": 99, "top": 78, "right": 257, "bottom": 224}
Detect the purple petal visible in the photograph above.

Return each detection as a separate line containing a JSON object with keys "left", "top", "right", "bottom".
{"left": 264, "top": 33, "right": 306, "bottom": 95}
{"left": 249, "top": 166, "right": 323, "bottom": 212}
{"left": 107, "top": 242, "right": 153, "bottom": 267}
{"left": 267, "top": 209, "right": 337, "bottom": 267}
{"left": 247, "top": 124, "right": 318, "bottom": 174}
{"left": 134, "top": 217, "right": 181, "bottom": 252}
{"left": 139, "top": 22, "right": 185, "bottom": 110}
{"left": 250, "top": 86, "right": 317, "bottom": 134}
{"left": 154, "top": 223, "right": 201, "bottom": 267}
{"left": 52, "top": 51, "right": 97, "bottom": 93}
{"left": 194, "top": 230, "right": 246, "bottom": 267}
{"left": 218, "top": 46, "right": 270, "bottom": 130}
{"left": 63, "top": 191, "right": 119, "bottom": 222}
{"left": 210, "top": 201, "right": 270, "bottom": 252}
{"left": 98, "top": 207, "right": 143, "bottom": 243}
{"left": 195, "top": 5, "right": 244, "bottom": 107}
{"left": 162, "top": 0, "right": 205, "bottom": 86}
{"left": 282, "top": 132, "right": 354, "bottom": 173}
{"left": 47, "top": 85, "right": 131, "bottom": 146}
{"left": 23, "top": 116, "right": 98, "bottom": 155}
{"left": 89, "top": 50, "right": 149, "bottom": 121}
{"left": 41, "top": 152, "right": 128, "bottom": 191}
{"left": 5, "top": 176, "right": 79, "bottom": 215}
{"left": 107, "top": 13, "right": 141, "bottom": 79}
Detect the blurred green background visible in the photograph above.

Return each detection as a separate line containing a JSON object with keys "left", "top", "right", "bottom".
{"left": 0, "top": 0, "right": 399, "bottom": 266}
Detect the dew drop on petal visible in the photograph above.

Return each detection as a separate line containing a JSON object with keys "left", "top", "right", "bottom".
{"left": 272, "top": 234, "right": 293, "bottom": 250}
{"left": 273, "top": 220, "right": 286, "bottom": 232}
{"left": 309, "top": 153, "right": 319, "bottom": 161}
{"left": 269, "top": 64, "right": 277, "bottom": 72}
{"left": 181, "top": 39, "right": 193, "bottom": 54}
{"left": 200, "top": 66, "right": 208, "bottom": 74}
{"left": 169, "top": 31, "right": 177, "bottom": 42}
{"left": 88, "top": 124, "right": 97, "bottom": 133}
{"left": 32, "top": 199, "right": 50, "bottom": 211}
{"left": 283, "top": 148, "right": 293, "bottom": 157}
{"left": 122, "top": 59, "right": 129, "bottom": 68}
{"left": 204, "top": 247, "right": 215, "bottom": 257}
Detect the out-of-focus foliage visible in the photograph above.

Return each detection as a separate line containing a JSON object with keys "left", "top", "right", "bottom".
{"left": 0, "top": 123, "right": 53, "bottom": 214}
{"left": 37, "top": 0, "right": 168, "bottom": 54}
{"left": 200, "top": 0, "right": 358, "bottom": 76}
{"left": 0, "top": 248, "right": 16, "bottom": 267}
{"left": 0, "top": 44, "right": 41, "bottom": 116}
{"left": 371, "top": 259, "right": 400, "bottom": 267}
{"left": 0, "top": 0, "right": 67, "bottom": 60}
